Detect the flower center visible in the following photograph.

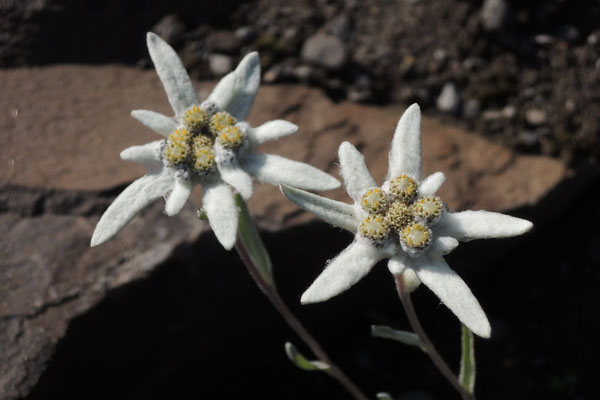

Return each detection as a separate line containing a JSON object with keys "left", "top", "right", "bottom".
{"left": 182, "top": 106, "right": 209, "bottom": 133}
{"left": 400, "top": 222, "right": 432, "bottom": 251}
{"left": 356, "top": 175, "right": 443, "bottom": 255}
{"left": 388, "top": 174, "right": 418, "bottom": 203}
{"left": 385, "top": 200, "right": 414, "bottom": 231}
{"left": 361, "top": 188, "right": 388, "bottom": 214}
{"left": 160, "top": 106, "right": 246, "bottom": 177}
{"left": 359, "top": 215, "right": 390, "bottom": 241}
{"left": 413, "top": 195, "right": 444, "bottom": 224}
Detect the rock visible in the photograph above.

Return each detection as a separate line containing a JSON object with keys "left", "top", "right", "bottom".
{"left": 207, "top": 30, "right": 241, "bottom": 53}
{"left": 325, "top": 15, "right": 351, "bottom": 40}
{"left": 463, "top": 98, "right": 481, "bottom": 119}
{"left": 151, "top": 14, "right": 186, "bottom": 46}
{"left": 0, "top": 65, "right": 569, "bottom": 398}
{"left": 208, "top": 54, "right": 232, "bottom": 76}
{"left": 518, "top": 130, "right": 539, "bottom": 147}
{"left": 481, "top": 0, "right": 510, "bottom": 32}
{"left": 292, "top": 65, "right": 314, "bottom": 82}
{"left": 234, "top": 26, "right": 257, "bottom": 43}
{"left": 301, "top": 34, "right": 347, "bottom": 70}
{"left": 482, "top": 105, "right": 516, "bottom": 121}
{"left": 525, "top": 108, "right": 548, "bottom": 126}
{"left": 436, "top": 82, "right": 461, "bottom": 114}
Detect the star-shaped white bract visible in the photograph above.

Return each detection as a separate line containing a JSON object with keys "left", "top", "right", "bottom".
{"left": 281, "top": 104, "right": 533, "bottom": 338}
{"left": 91, "top": 32, "right": 340, "bottom": 250}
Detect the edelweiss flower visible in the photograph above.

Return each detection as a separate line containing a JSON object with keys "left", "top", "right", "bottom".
{"left": 281, "top": 104, "right": 533, "bottom": 338}
{"left": 91, "top": 33, "right": 340, "bottom": 249}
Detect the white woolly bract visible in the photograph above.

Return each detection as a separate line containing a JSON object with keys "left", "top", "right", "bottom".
{"left": 413, "top": 255, "right": 491, "bottom": 338}
{"left": 301, "top": 240, "right": 384, "bottom": 304}
{"left": 91, "top": 172, "right": 174, "bottom": 247}
{"left": 439, "top": 211, "right": 533, "bottom": 241}
{"left": 165, "top": 178, "right": 194, "bottom": 216}
{"left": 217, "top": 159, "right": 254, "bottom": 199}
{"left": 387, "top": 104, "right": 422, "bottom": 181}
{"left": 338, "top": 142, "right": 377, "bottom": 202}
{"left": 146, "top": 32, "right": 198, "bottom": 115}
{"left": 280, "top": 184, "right": 357, "bottom": 232}
{"left": 243, "top": 153, "right": 340, "bottom": 191}
{"left": 203, "top": 180, "right": 238, "bottom": 250}
{"left": 419, "top": 172, "right": 446, "bottom": 197}
{"left": 130, "top": 110, "right": 177, "bottom": 137}
{"left": 246, "top": 120, "right": 298, "bottom": 146}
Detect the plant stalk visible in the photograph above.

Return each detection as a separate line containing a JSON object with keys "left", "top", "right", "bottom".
{"left": 395, "top": 274, "right": 474, "bottom": 400}
{"left": 236, "top": 239, "right": 370, "bottom": 400}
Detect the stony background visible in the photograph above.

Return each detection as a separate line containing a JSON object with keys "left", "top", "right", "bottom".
{"left": 1, "top": 1, "right": 599, "bottom": 399}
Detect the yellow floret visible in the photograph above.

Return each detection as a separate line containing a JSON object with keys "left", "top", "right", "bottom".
{"left": 216, "top": 125, "right": 245, "bottom": 150}
{"left": 359, "top": 215, "right": 390, "bottom": 241}
{"left": 400, "top": 222, "right": 432, "bottom": 250}
{"left": 192, "top": 145, "right": 216, "bottom": 173}
{"left": 385, "top": 200, "right": 414, "bottom": 231}
{"left": 388, "top": 174, "right": 418, "bottom": 204}
{"left": 361, "top": 188, "right": 388, "bottom": 214}
{"left": 209, "top": 111, "right": 237, "bottom": 135}
{"left": 163, "top": 129, "right": 192, "bottom": 166}
{"left": 182, "top": 106, "right": 209, "bottom": 133}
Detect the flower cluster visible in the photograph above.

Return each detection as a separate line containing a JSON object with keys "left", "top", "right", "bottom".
{"left": 90, "top": 33, "right": 340, "bottom": 250}
{"left": 282, "top": 104, "right": 533, "bottom": 338}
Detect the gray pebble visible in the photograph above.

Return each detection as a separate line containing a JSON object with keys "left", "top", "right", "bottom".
{"left": 301, "top": 34, "right": 347, "bottom": 69}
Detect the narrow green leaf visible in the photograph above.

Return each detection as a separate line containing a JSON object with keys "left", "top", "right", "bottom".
{"left": 371, "top": 325, "right": 426, "bottom": 352}
{"left": 376, "top": 393, "right": 394, "bottom": 400}
{"left": 235, "top": 194, "right": 275, "bottom": 288}
{"left": 284, "top": 342, "right": 330, "bottom": 372}
{"left": 459, "top": 324, "right": 476, "bottom": 394}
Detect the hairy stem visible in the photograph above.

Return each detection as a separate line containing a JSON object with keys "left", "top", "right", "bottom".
{"left": 395, "top": 274, "right": 474, "bottom": 400}
{"left": 236, "top": 240, "right": 370, "bottom": 400}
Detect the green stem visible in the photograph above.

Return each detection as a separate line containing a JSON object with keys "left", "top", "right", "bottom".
{"left": 394, "top": 275, "right": 474, "bottom": 400}
{"left": 235, "top": 239, "right": 370, "bottom": 400}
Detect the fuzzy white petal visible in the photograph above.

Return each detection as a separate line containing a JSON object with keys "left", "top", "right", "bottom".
{"left": 146, "top": 32, "right": 198, "bottom": 115}
{"left": 203, "top": 180, "right": 238, "bottom": 250}
{"left": 91, "top": 171, "right": 174, "bottom": 247}
{"left": 242, "top": 153, "right": 340, "bottom": 191}
{"left": 165, "top": 178, "right": 194, "bottom": 216}
{"left": 414, "top": 255, "right": 491, "bottom": 338}
{"left": 428, "top": 236, "right": 459, "bottom": 255}
{"left": 387, "top": 104, "right": 422, "bottom": 180}
{"left": 246, "top": 120, "right": 298, "bottom": 146}
{"left": 217, "top": 160, "right": 254, "bottom": 199}
{"left": 280, "top": 184, "right": 358, "bottom": 232}
{"left": 120, "top": 141, "right": 163, "bottom": 172}
{"left": 439, "top": 211, "right": 533, "bottom": 242}
{"left": 208, "top": 52, "right": 260, "bottom": 120}
{"left": 131, "top": 110, "right": 177, "bottom": 137}
{"left": 301, "top": 240, "right": 384, "bottom": 304}
{"left": 419, "top": 172, "right": 446, "bottom": 196}
{"left": 338, "top": 141, "right": 377, "bottom": 201}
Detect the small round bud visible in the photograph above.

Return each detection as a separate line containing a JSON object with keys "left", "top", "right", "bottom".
{"left": 216, "top": 125, "right": 246, "bottom": 150}
{"left": 385, "top": 200, "right": 414, "bottom": 231}
{"left": 400, "top": 222, "right": 432, "bottom": 255}
{"left": 209, "top": 111, "right": 237, "bottom": 136}
{"left": 413, "top": 196, "right": 444, "bottom": 224}
{"left": 163, "top": 129, "right": 192, "bottom": 166}
{"left": 388, "top": 174, "right": 418, "bottom": 204}
{"left": 359, "top": 215, "right": 390, "bottom": 241}
{"left": 182, "top": 106, "right": 209, "bottom": 133}
{"left": 361, "top": 188, "right": 388, "bottom": 214}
